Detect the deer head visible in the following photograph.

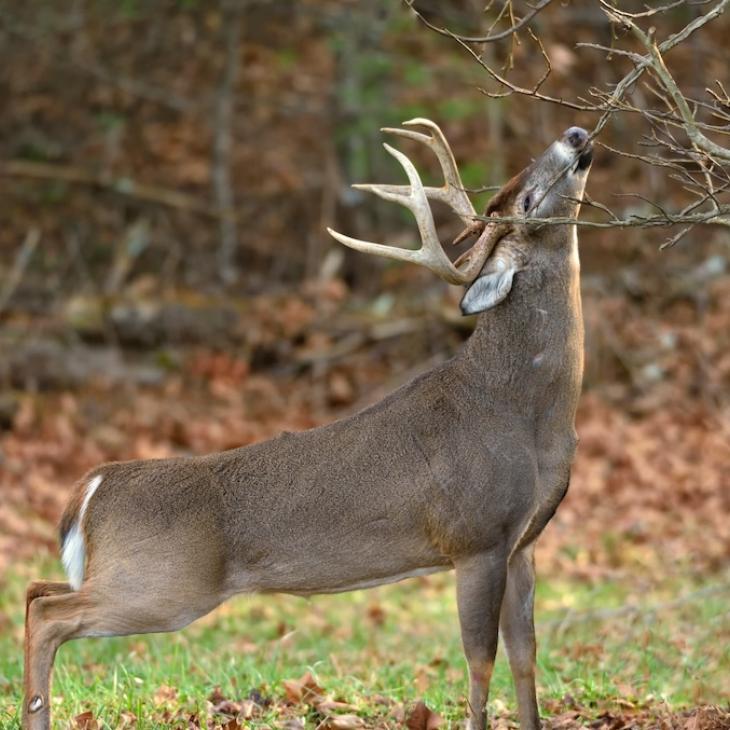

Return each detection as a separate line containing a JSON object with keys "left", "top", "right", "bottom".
{"left": 327, "top": 120, "right": 593, "bottom": 315}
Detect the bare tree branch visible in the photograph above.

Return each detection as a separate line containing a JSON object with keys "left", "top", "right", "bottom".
{"left": 605, "top": 2, "right": 730, "bottom": 161}
{"left": 0, "top": 228, "right": 41, "bottom": 316}
{"left": 404, "top": 0, "right": 553, "bottom": 44}
{"left": 406, "top": 0, "right": 730, "bottom": 244}
{"left": 0, "top": 160, "right": 233, "bottom": 220}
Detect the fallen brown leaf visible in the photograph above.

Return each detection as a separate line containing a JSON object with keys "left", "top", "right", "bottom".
{"left": 118, "top": 710, "right": 137, "bottom": 727}
{"left": 319, "top": 714, "right": 365, "bottom": 729}
{"left": 366, "top": 602, "right": 386, "bottom": 626}
{"left": 405, "top": 700, "right": 443, "bottom": 730}
{"left": 210, "top": 698, "right": 243, "bottom": 717}
{"left": 316, "top": 698, "right": 358, "bottom": 714}
{"left": 549, "top": 712, "right": 581, "bottom": 728}
{"left": 153, "top": 684, "right": 179, "bottom": 705}
{"left": 72, "top": 711, "right": 98, "bottom": 730}
{"left": 239, "top": 699, "right": 258, "bottom": 719}
{"left": 283, "top": 671, "right": 326, "bottom": 705}
{"left": 208, "top": 686, "right": 227, "bottom": 705}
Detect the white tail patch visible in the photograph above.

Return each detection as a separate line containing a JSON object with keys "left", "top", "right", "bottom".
{"left": 61, "top": 475, "right": 102, "bottom": 590}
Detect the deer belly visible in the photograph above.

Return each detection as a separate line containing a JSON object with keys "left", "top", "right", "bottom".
{"left": 285, "top": 565, "right": 450, "bottom": 595}
{"left": 224, "top": 521, "right": 451, "bottom": 596}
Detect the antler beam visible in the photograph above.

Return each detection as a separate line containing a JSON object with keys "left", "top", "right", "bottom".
{"left": 327, "top": 119, "right": 507, "bottom": 286}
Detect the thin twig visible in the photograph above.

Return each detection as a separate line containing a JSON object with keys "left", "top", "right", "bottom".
{"left": 404, "top": 0, "right": 553, "bottom": 44}
{"left": 407, "top": 0, "right": 730, "bottom": 240}
{"left": 0, "top": 228, "right": 41, "bottom": 315}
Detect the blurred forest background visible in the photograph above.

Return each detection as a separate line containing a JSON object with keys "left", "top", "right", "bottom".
{"left": 0, "top": 1, "right": 728, "bottom": 728}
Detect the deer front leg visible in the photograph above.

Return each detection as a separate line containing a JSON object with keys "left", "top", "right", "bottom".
{"left": 500, "top": 544, "right": 540, "bottom": 730}
{"left": 455, "top": 549, "right": 508, "bottom": 730}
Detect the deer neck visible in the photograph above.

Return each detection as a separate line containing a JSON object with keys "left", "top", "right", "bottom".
{"left": 458, "top": 229, "right": 584, "bottom": 425}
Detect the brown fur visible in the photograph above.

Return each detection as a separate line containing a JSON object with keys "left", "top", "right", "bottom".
{"left": 24, "top": 127, "right": 592, "bottom": 730}
{"left": 485, "top": 165, "right": 530, "bottom": 215}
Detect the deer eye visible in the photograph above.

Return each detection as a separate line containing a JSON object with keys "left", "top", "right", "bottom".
{"left": 523, "top": 195, "right": 531, "bottom": 213}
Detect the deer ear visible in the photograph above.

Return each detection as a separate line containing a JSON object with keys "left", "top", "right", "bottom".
{"left": 460, "top": 254, "right": 519, "bottom": 315}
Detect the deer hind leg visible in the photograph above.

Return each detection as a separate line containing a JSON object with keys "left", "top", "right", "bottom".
{"left": 22, "top": 573, "right": 224, "bottom": 730}
{"left": 23, "top": 581, "right": 74, "bottom": 726}
{"left": 500, "top": 544, "right": 540, "bottom": 730}
{"left": 454, "top": 548, "right": 508, "bottom": 730}
{"left": 23, "top": 582, "right": 81, "bottom": 730}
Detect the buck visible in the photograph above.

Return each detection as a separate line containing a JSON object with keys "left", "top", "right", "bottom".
{"left": 22, "top": 118, "right": 592, "bottom": 730}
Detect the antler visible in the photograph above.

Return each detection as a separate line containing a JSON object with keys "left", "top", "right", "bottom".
{"left": 327, "top": 118, "right": 506, "bottom": 286}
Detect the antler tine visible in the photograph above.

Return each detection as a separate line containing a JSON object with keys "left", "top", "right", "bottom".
{"left": 327, "top": 119, "right": 508, "bottom": 286}
{"left": 329, "top": 142, "right": 467, "bottom": 285}
{"left": 381, "top": 118, "right": 477, "bottom": 225}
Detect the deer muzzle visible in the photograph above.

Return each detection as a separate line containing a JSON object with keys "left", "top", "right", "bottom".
{"left": 560, "top": 126, "right": 593, "bottom": 171}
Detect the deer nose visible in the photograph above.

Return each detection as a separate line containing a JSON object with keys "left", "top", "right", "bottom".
{"left": 564, "top": 127, "right": 589, "bottom": 150}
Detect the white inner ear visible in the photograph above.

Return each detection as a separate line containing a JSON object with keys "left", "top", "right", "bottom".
{"left": 460, "top": 257, "right": 517, "bottom": 315}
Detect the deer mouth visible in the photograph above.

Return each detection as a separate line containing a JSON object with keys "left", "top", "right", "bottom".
{"left": 575, "top": 145, "right": 593, "bottom": 172}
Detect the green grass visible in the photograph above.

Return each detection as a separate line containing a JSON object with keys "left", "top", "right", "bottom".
{"left": 1, "top": 560, "right": 727, "bottom": 728}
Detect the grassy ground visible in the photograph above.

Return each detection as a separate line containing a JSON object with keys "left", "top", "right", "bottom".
{"left": 1, "top": 559, "right": 728, "bottom": 729}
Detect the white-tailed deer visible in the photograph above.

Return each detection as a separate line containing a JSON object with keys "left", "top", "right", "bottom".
{"left": 22, "top": 119, "right": 592, "bottom": 730}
